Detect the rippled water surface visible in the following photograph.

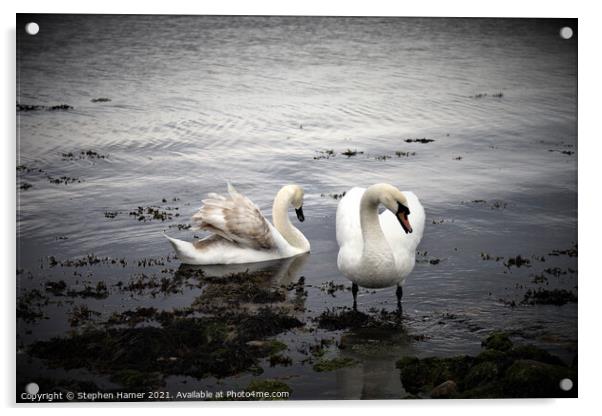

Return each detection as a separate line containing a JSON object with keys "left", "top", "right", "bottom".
{"left": 17, "top": 15, "right": 577, "bottom": 400}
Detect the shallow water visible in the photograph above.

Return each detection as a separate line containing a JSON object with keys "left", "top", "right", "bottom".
{"left": 17, "top": 15, "right": 577, "bottom": 400}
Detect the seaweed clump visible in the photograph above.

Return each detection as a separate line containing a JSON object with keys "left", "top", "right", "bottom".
{"left": 104, "top": 211, "right": 119, "bottom": 219}
{"left": 320, "top": 192, "right": 346, "bottom": 200}
{"left": 313, "top": 149, "right": 336, "bottom": 160}
{"left": 316, "top": 307, "right": 403, "bottom": 331}
{"left": 396, "top": 151, "right": 416, "bottom": 157}
{"left": 341, "top": 149, "right": 363, "bottom": 157}
{"left": 522, "top": 288, "right": 577, "bottom": 306}
{"left": 471, "top": 92, "right": 503, "bottom": 99}
{"left": 313, "top": 357, "right": 359, "bottom": 372}
{"left": 66, "top": 282, "right": 109, "bottom": 299}
{"left": 396, "top": 332, "right": 576, "bottom": 398}
{"left": 549, "top": 245, "right": 577, "bottom": 258}
{"left": 129, "top": 206, "right": 177, "bottom": 222}
{"left": 45, "top": 280, "right": 67, "bottom": 296}
{"left": 47, "top": 175, "right": 82, "bottom": 185}
{"left": 404, "top": 138, "right": 434, "bottom": 144}
{"left": 62, "top": 150, "right": 108, "bottom": 160}
{"left": 504, "top": 255, "right": 531, "bottom": 269}
{"left": 17, "top": 289, "right": 47, "bottom": 322}
{"left": 68, "top": 305, "right": 101, "bottom": 327}
{"left": 199, "top": 279, "right": 286, "bottom": 306}
{"left": 17, "top": 103, "right": 73, "bottom": 111}
{"left": 320, "top": 281, "right": 346, "bottom": 297}
{"left": 29, "top": 307, "right": 303, "bottom": 391}
{"left": 481, "top": 332, "right": 513, "bottom": 352}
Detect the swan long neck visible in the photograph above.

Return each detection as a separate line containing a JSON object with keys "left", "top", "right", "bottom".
{"left": 359, "top": 186, "right": 388, "bottom": 248}
{"left": 272, "top": 187, "right": 305, "bottom": 249}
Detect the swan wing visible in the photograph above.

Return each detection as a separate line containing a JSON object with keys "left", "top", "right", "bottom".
{"left": 164, "top": 233, "right": 283, "bottom": 265}
{"left": 191, "top": 183, "right": 276, "bottom": 250}
{"left": 379, "top": 191, "right": 425, "bottom": 255}
{"left": 336, "top": 187, "right": 365, "bottom": 250}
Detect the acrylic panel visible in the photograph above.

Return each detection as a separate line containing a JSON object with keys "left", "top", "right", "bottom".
{"left": 16, "top": 14, "right": 577, "bottom": 402}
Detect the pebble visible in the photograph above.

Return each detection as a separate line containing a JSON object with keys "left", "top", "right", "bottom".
{"left": 431, "top": 380, "right": 457, "bottom": 398}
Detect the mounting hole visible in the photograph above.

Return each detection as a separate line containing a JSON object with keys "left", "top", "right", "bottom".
{"left": 25, "top": 382, "right": 39, "bottom": 395}
{"left": 25, "top": 22, "right": 39, "bottom": 35}
{"left": 559, "top": 378, "right": 573, "bottom": 391}
{"left": 559, "top": 26, "right": 573, "bottom": 40}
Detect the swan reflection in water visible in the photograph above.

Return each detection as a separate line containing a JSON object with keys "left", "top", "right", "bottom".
{"left": 334, "top": 328, "right": 417, "bottom": 399}
{"left": 191, "top": 252, "right": 309, "bottom": 286}
{"left": 175, "top": 253, "right": 310, "bottom": 313}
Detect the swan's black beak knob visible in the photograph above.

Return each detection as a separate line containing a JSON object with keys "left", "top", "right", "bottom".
{"left": 295, "top": 207, "right": 305, "bottom": 222}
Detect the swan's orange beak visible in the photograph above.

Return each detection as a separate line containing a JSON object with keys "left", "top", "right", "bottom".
{"left": 398, "top": 212, "right": 412, "bottom": 234}
{"left": 396, "top": 202, "right": 412, "bottom": 234}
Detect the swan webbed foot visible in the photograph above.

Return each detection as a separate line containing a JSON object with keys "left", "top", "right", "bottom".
{"left": 352, "top": 283, "right": 358, "bottom": 311}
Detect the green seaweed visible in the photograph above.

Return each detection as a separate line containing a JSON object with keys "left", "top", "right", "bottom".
{"left": 482, "top": 332, "right": 513, "bottom": 352}
{"left": 29, "top": 306, "right": 303, "bottom": 390}
{"left": 313, "top": 357, "right": 359, "bottom": 372}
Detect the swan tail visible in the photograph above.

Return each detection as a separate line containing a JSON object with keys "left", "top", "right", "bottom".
{"left": 163, "top": 233, "right": 196, "bottom": 261}
{"left": 227, "top": 181, "right": 238, "bottom": 196}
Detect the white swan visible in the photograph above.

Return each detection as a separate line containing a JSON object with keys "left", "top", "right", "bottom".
{"left": 336, "top": 183, "right": 425, "bottom": 309}
{"left": 165, "top": 183, "right": 310, "bottom": 265}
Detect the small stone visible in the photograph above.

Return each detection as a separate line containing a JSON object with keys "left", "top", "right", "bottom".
{"left": 431, "top": 380, "right": 457, "bottom": 398}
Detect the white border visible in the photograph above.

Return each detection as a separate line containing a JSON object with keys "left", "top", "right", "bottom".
{"left": 3, "top": 1, "right": 601, "bottom": 414}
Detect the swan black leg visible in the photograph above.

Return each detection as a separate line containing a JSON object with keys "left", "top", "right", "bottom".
{"left": 396, "top": 285, "right": 403, "bottom": 312}
{"left": 352, "top": 283, "right": 358, "bottom": 311}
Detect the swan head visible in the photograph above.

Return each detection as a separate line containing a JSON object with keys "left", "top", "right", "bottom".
{"left": 279, "top": 184, "right": 305, "bottom": 222}
{"left": 376, "top": 183, "right": 412, "bottom": 234}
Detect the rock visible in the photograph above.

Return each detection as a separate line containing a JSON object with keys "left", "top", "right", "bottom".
{"left": 474, "top": 348, "right": 507, "bottom": 364}
{"left": 463, "top": 361, "right": 499, "bottom": 390}
{"left": 509, "top": 345, "right": 565, "bottom": 366}
{"left": 396, "top": 356, "right": 473, "bottom": 395}
{"left": 502, "top": 359, "right": 575, "bottom": 398}
{"left": 397, "top": 333, "right": 577, "bottom": 399}
{"left": 482, "top": 332, "right": 513, "bottom": 352}
{"left": 431, "top": 380, "right": 457, "bottom": 398}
